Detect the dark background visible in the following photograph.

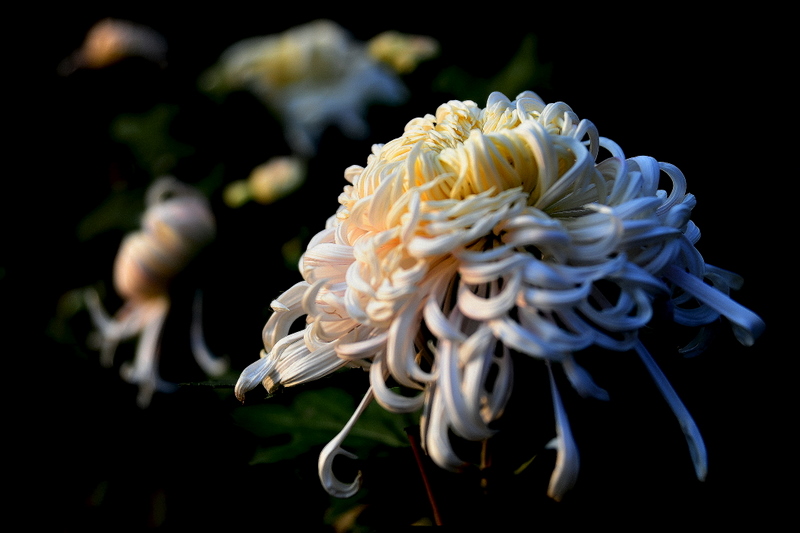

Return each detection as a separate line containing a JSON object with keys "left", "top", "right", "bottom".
{"left": 7, "top": 6, "right": 793, "bottom": 531}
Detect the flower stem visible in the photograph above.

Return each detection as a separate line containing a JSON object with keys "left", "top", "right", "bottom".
{"left": 405, "top": 426, "right": 444, "bottom": 526}
{"left": 480, "top": 438, "right": 492, "bottom": 493}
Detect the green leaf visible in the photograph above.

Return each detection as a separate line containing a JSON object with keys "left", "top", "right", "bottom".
{"left": 233, "top": 387, "right": 418, "bottom": 464}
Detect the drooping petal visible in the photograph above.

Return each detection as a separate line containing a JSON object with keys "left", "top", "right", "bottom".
{"left": 369, "top": 354, "right": 425, "bottom": 413}
{"left": 118, "top": 296, "right": 173, "bottom": 409}
{"left": 546, "top": 362, "right": 580, "bottom": 501}
{"left": 190, "top": 290, "right": 229, "bottom": 377}
{"left": 663, "top": 264, "right": 765, "bottom": 346}
{"left": 635, "top": 341, "right": 707, "bottom": 481}
{"left": 318, "top": 387, "right": 375, "bottom": 497}
{"left": 234, "top": 353, "right": 277, "bottom": 402}
{"left": 437, "top": 330, "right": 496, "bottom": 441}
{"left": 562, "top": 355, "right": 609, "bottom": 401}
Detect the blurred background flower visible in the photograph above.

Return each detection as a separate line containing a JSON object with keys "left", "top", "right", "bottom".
{"left": 198, "top": 19, "right": 420, "bottom": 157}
{"left": 57, "top": 17, "right": 168, "bottom": 75}
{"left": 223, "top": 155, "right": 307, "bottom": 208}
{"left": 367, "top": 30, "right": 440, "bottom": 75}
{"left": 83, "top": 176, "right": 228, "bottom": 408}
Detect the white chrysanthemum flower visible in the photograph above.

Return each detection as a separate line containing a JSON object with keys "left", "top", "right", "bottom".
{"left": 200, "top": 19, "right": 408, "bottom": 156}
{"left": 235, "top": 91, "right": 764, "bottom": 500}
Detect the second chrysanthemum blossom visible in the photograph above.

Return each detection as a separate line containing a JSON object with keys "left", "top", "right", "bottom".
{"left": 235, "top": 90, "right": 764, "bottom": 501}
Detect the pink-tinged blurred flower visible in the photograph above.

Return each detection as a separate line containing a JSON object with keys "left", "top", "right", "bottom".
{"left": 86, "top": 177, "right": 227, "bottom": 407}
{"left": 199, "top": 19, "right": 408, "bottom": 156}
{"left": 235, "top": 91, "right": 764, "bottom": 499}
{"left": 58, "top": 18, "right": 168, "bottom": 75}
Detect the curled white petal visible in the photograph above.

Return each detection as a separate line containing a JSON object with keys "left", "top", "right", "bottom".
{"left": 369, "top": 354, "right": 425, "bottom": 412}
{"left": 190, "top": 290, "right": 229, "bottom": 377}
{"left": 263, "top": 282, "right": 310, "bottom": 350}
{"left": 335, "top": 330, "right": 389, "bottom": 360}
{"left": 437, "top": 331, "right": 496, "bottom": 441}
{"left": 234, "top": 353, "right": 276, "bottom": 402}
{"left": 421, "top": 381, "right": 467, "bottom": 471}
{"left": 562, "top": 355, "right": 609, "bottom": 401}
{"left": 271, "top": 338, "right": 348, "bottom": 390}
{"left": 663, "top": 264, "right": 765, "bottom": 346}
{"left": 489, "top": 317, "right": 565, "bottom": 360}
{"left": 318, "top": 387, "right": 375, "bottom": 497}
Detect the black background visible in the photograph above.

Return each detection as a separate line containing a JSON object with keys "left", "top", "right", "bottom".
{"left": 7, "top": 5, "right": 793, "bottom": 531}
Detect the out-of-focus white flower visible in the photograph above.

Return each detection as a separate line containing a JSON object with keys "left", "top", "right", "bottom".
{"left": 235, "top": 91, "right": 764, "bottom": 500}
{"left": 200, "top": 19, "right": 408, "bottom": 156}
{"left": 223, "top": 155, "right": 307, "bottom": 208}
{"left": 367, "top": 31, "right": 440, "bottom": 74}
{"left": 58, "top": 18, "right": 168, "bottom": 75}
{"left": 86, "top": 177, "right": 227, "bottom": 407}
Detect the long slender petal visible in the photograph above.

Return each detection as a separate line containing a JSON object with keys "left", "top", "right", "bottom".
{"left": 190, "top": 290, "right": 229, "bottom": 376}
{"left": 318, "top": 387, "right": 375, "bottom": 497}
{"left": 663, "top": 264, "right": 765, "bottom": 346}
{"left": 546, "top": 362, "right": 580, "bottom": 501}
{"left": 635, "top": 341, "right": 707, "bottom": 481}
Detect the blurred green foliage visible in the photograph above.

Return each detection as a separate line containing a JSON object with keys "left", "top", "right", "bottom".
{"left": 233, "top": 386, "right": 418, "bottom": 464}
{"left": 110, "top": 103, "right": 195, "bottom": 177}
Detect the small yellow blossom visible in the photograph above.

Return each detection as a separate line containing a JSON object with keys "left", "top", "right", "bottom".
{"left": 223, "top": 156, "right": 307, "bottom": 208}
{"left": 367, "top": 31, "right": 440, "bottom": 74}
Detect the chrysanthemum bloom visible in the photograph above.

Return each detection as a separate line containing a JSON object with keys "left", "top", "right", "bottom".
{"left": 199, "top": 19, "right": 408, "bottom": 157}
{"left": 86, "top": 177, "right": 228, "bottom": 407}
{"left": 58, "top": 18, "right": 168, "bottom": 76}
{"left": 235, "top": 91, "right": 764, "bottom": 500}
